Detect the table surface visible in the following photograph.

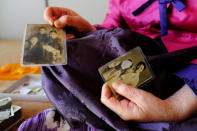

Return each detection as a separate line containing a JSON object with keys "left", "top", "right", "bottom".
{"left": 0, "top": 80, "right": 53, "bottom": 131}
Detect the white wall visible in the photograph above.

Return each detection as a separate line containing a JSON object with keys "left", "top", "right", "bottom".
{"left": 0, "top": 0, "right": 46, "bottom": 40}
{"left": 48, "top": 0, "right": 109, "bottom": 25}
{"left": 0, "top": 0, "right": 109, "bottom": 40}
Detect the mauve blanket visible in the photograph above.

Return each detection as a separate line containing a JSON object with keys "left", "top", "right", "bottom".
{"left": 41, "top": 28, "right": 197, "bottom": 130}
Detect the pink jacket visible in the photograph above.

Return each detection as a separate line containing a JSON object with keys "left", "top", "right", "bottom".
{"left": 100, "top": 0, "right": 197, "bottom": 64}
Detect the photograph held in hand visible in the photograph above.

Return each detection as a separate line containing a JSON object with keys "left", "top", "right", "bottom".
{"left": 21, "top": 24, "right": 66, "bottom": 66}
{"left": 99, "top": 47, "right": 154, "bottom": 98}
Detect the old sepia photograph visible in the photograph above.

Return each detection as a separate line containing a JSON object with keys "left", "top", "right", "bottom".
{"left": 21, "top": 24, "right": 66, "bottom": 66}
{"left": 99, "top": 47, "right": 154, "bottom": 97}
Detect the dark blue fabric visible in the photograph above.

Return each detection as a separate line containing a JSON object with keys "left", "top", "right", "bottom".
{"left": 159, "top": 3, "right": 168, "bottom": 36}
{"left": 132, "top": 0, "right": 157, "bottom": 16}
{"left": 132, "top": 0, "right": 186, "bottom": 36}
{"left": 159, "top": 0, "right": 186, "bottom": 35}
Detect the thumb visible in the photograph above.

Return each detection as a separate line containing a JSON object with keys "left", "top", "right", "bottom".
{"left": 112, "top": 82, "right": 141, "bottom": 102}
{"left": 54, "top": 15, "right": 72, "bottom": 28}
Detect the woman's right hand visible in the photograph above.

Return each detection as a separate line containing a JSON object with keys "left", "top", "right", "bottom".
{"left": 44, "top": 7, "right": 96, "bottom": 33}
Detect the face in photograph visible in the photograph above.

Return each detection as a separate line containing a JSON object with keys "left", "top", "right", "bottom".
{"left": 49, "top": 31, "right": 58, "bottom": 40}
{"left": 121, "top": 59, "right": 133, "bottom": 70}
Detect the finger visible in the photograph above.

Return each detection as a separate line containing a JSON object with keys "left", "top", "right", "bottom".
{"left": 44, "top": 7, "right": 56, "bottom": 25}
{"left": 112, "top": 82, "right": 141, "bottom": 102}
{"left": 54, "top": 15, "right": 71, "bottom": 28}
{"left": 101, "top": 84, "right": 123, "bottom": 113}
{"left": 54, "top": 15, "right": 82, "bottom": 29}
{"left": 101, "top": 83, "right": 119, "bottom": 107}
{"left": 101, "top": 83, "right": 112, "bottom": 100}
{"left": 44, "top": 7, "right": 79, "bottom": 26}
{"left": 54, "top": 15, "right": 95, "bottom": 32}
{"left": 101, "top": 84, "right": 139, "bottom": 120}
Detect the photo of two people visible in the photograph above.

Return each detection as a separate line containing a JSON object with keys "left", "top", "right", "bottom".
{"left": 99, "top": 47, "right": 153, "bottom": 97}
{"left": 22, "top": 24, "right": 66, "bottom": 66}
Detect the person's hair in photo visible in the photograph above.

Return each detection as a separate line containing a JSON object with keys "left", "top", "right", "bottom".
{"left": 39, "top": 27, "right": 47, "bottom": 34}
{"left": 49, "top": 30, "right": 57, "bottom": 35}
{"left": 39, "top": 27, "right": 46, "bottom": 30}
{"left": 135, "top": 61, "right": 146, "bottom": 72}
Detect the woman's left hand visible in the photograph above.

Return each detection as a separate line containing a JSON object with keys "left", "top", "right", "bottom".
{"left": 101, "top": 82, "right": 180, "bottom": 122}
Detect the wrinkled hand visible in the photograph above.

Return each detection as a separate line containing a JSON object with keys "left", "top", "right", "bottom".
{"left": 101, "top": 82, "right": 179, "bottom": 122}
{"left": 44, "top": 7, "right": 96, "bottom": 33}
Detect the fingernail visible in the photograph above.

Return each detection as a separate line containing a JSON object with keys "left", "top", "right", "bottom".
{"left": 112, "top": 82, "right": 120, "bottom": 89}
{"left": 54, "top": 20, "right": 60, "bottom": 28}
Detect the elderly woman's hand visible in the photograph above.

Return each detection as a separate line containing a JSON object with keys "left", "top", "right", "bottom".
{"left": 44, "top": 7, "right": 96, "bottom": 34}
{"left": 101, "top": 82, "right": 197, "bottom": 122}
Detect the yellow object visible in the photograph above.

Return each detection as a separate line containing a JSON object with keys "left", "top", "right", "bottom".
{"left": 0, "top": 63, "right": 41, "bottom": 80}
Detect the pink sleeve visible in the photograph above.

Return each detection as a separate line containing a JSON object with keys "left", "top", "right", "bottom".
{"left": 97, "top": 0, "right": 122, "bottom": 29}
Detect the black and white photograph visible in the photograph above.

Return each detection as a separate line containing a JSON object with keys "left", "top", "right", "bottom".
{"left": 22, "top": 24, "right": 66, "bottom": 66}
{"left": 0, "top": 97, "right": 12, "bottom": 121}
{"left": 99, "top": 47, "right": 154, "bottom": 97}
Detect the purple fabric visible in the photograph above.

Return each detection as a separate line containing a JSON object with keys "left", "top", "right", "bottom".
{"left": 174, "top": 64, "right": 197, "bottom": 95}
{"left": 18, "top": 108, "right": 197, "bottom": 131}
{"left": 40, "top": 28, "right": 197, "bottom": 130}
{"left": 18, "top": 109, "right": 57, "bottom": 131}
{"left": 18, "top": 109, "right": 96, "bottom": 131}
{"left": 137, "top": 116, "right": 197, "bottom": 131}
{"left": 18, "top": 28, "right": 197, "bottom": 130}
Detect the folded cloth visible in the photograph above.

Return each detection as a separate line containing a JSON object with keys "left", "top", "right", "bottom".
{"left": 42, "top": 28, "right": 197, "bottom": 130}
{"left": 18, "top": 108, "right": 197, "bottom": 131}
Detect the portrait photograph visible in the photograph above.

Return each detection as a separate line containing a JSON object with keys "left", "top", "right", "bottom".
{"left": 99, "top": 47, "right": 154, "bottom": 97}
{"left": 21, "top": 24, "right": 66, "bottom": 66}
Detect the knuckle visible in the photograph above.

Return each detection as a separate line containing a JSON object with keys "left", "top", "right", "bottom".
{"left": 121, "top": 114, "right": 130, "bottom": 121}
{"left": 63, "top": 15, "right": 69, "bottom": 23}
{"left": 100, "top": 97, "right": 106, "bottom": 104}
{"left": 45, "top": 7, "right": 52, "bottom": 12}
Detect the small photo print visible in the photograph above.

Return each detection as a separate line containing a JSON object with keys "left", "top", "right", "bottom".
{"left": 0, "top": 97, "right": 12, "bottom": 121}
{"left": 22, "top": 24, "right": 66, "bottom": 66}
{"left": 99, "top": 47, "right": 154, "bottom": 97}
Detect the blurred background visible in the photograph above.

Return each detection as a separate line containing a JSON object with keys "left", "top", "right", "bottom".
{"left": 0, "top": 0, "right": 108, "bottom": 40}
